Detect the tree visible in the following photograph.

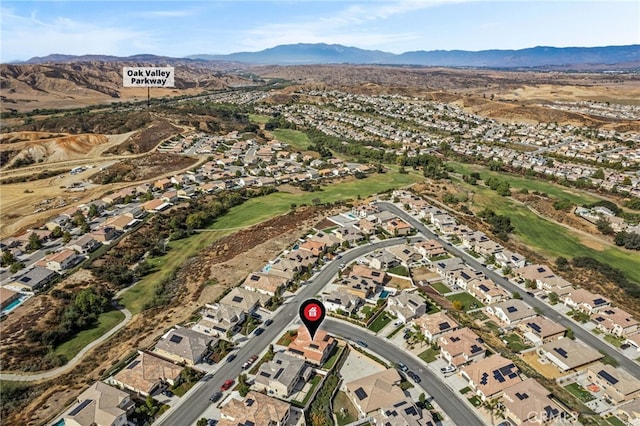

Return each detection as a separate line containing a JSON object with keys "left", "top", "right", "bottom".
{"left": 26, "top": 232, "right": 42, "bottom": 251}
{"left": 592, "top": 168, "right": 605, "bottom": 180}
{"left": 88, "top": 204, "right": 99, "bottom": 218}
{"left": 1, "top": 251, "right": 15, "bottom": 267}
{"left": 596, "top": 217, "right": 614, "bottom": 235}
{"left": 9, "top": 262, "right": 25, "bottom": 273}
{"left": 62, "top": 231, "right": 72, "bottom": 244}
{"left": 452, "top": 300, "right": 464, "bottom": 310}
{"left": 548, "top": 292, "right": 559, "bottom": 305}
{"left": 51, "top": 226, "right": 63, "bottom": 238}
{"left": 566, "top": 327, "right": 575, "bottom": 340}
{"left": 238, "top": 373, "right": 250, "bottom": 397}
{"left": 555, "top": 256, "right": 570, "bottom": 271}
{"left": 512, "top": 291, "right": 522, "bottom": 299}
{"left": 197, "top": 419, "right": 208, "bottom": 426}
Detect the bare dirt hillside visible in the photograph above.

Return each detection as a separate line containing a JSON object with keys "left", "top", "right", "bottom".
{"left": 0, "top": 61, "right": 255, "bottom": 112}
{"left": 0, "top": 132, "right": 109, "bottom": 168}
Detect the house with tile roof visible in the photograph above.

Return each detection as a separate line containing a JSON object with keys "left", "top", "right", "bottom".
{"left": 439, "top": 327, "right": 486, "bottom": 367}
{"left": 154, "top": 327, "right": 216, "bottom": 366}
{"left": 62, "top": 381, "right": 134, "bottom": 426}
{"left": 518, "top": 316, "right": 566, "bottom": 346}
{"left": 586, "top": 362, "right": 640, "bottom": 403}
{"left": 461, "top": 355, "right": 522, "bottom": 401}
{"left": 110, "top": 351, "right": 182, "bottom": 397}
{"left": 219, "top": 391, "right": 291, "bottom": 426}
{"left": 411, "top": 311, "right": 459, "bottom": 343}
{"left": 287, "top": 325, "right": 336, "bottom": 366}
{"left": 501, "top": 378, "right": 565, "bottom": 425}
{"left": 345, "top": 369, "right": 406, "bottom": 417}
{"left": 591, "top": 306, "right": 639, "bottom": 337}
{"left": 254, "top": 352, "right": 312, "bottom": 398}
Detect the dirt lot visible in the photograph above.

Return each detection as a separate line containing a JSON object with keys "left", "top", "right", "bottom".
{"left": 5, "top": 205, "right": 340, "bottom": 425}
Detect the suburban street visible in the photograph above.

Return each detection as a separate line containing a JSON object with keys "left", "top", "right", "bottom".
{"left": 376, "top": 201, "right": 640, "bottom": 379}
{"left": 323, "top": 318, "right": 484, "bottom": 425}
{"left": 155, "top": 236, "right": 415, "bottom": 426}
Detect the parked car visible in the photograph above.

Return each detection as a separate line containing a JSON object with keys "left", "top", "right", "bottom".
{"left": 162, "top": 390, "right": 174, "bottom": 397}
{"left": 209, "top": 391, "right": 223, "bottom": 402}
{"left": 356, "top": 340, "right": 368, "bottom": 348}
{"left": 227, "top": 354, "right": 236, "bottom": 362}
{"left": 250, "top": 312, "right": 262, "bottom": 320}
{"left": 408, "top": 371, "right": 421, "bottom": 383}
{"left": 397, "top": 363, "right": 409, "bottom": 372}
{"left": 254, "top": 327, "right": 264, "bottom": 336}
{"left": 440, "top": 366, "right": 456, "bottom": 374}
{"left": 242, "top": 355, "right": 258, "bottom": 369}
{"left": 220, "top": 379, "right": 234, "bottom": 391}
{"left": 621, "top": 343, "right": 631, "bottom": 350}
{"left": 264, "top": 319, "right": 273, "bottom": 326}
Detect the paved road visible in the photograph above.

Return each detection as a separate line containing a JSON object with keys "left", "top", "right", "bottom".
{"left": 376, "top": 201, "right": 640, "bottom": 379}
{"left": 155, "top": 237, "right": 412, "bottom": 426}
{"left": 324, "top": 318, "right": 483, "bottom": 425}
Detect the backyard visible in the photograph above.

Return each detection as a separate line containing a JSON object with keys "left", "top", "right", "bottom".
{"left": 333, "top": 390, "right": 359, "bottom": 426}
{"left": 445, "top": 292, "right": 484, "bottom": 311}
{"left": 564, "top": 382, "right": 595, "bottom": 402}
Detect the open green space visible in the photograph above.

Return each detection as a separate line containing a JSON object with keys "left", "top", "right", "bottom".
{"left": 449, "top": 162, "right": 601, "bottom": 205}
{"left": 430, "top": 282, "right": 451, "bottom": 294}
{"left": 272, "top": 129, "right": 312, "bottom": 150}
{"left": 604, "top": 334, "right": 625, "bottom": 348}
{"left": 120, "top": 171, "right": 423, "bottom": 314}
{"left": 607, "top": 416, "right": 627, "bottom": 426}
{"left": 564, "top": 383, "right": 595, "bottom": 402}
{"left": 418, "top": 347, "right": 439, "bottom": 363}
{"left": 445, "top": 292, "right": 483, "bottom": 310}
{"left": 368, "top": 312, "right": 393, "bottom": 332}
{"left": 248, "top": 113, "right": 271, "bottom": 124}
{"left": 451, "top": 172, "right": 640, "bottom": 283}
{"left": 52, "top": 309, "right": 125, "bottom": 361}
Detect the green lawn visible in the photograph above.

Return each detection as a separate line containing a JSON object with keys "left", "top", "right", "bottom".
{"left": 445, "top": 292, "right": 484, "bottom": 310}
{"left": 120, "top": 171, "right": 422, "bottom": 314}
{"left": 451, "top": 173, "right": 640, "bottom": 284}
{"left": 418, "top": 347, "right": 439, "bottom": 363}
{"left": 369, "top": 312, "right": 393, "bottom": 333}
{"left": 564, "top": 383, "right": 595, "bottom": 402}
{"left": 604, "top": 334, "right": 624, "bottom": 348}
{"left": 449, "top": 162, "right": 602, "bottom": 206}
{"left": 52, "top": 309, "right": 126, "bottom": 361}
{"left": 272, "top": 129, "right": 312, "bottom": 150}
{"left": 248, "top": 114, "right": 271, "bottom": 124}
{"left": 607, "top": 416, "right": 627, "bottom": 426}
{"left": 322, "top": 346, "right": 342, "bottom": 370}
{"left": 468, "top": 395, "right": 482, "bottom": 407}
{"left": 504, "top": 333, "right": 530, "bottom": 353}
{"left": 388, "top": 265, "right": 409, "bottom": 276}
{"left": 430, "top": 282, "right": 451, "bottom": 294}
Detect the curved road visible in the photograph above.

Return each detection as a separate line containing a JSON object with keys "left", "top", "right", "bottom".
{"left": 376, "top": 201, "right": 640, "bottom": 379}
{"left": 154, "top": 236, "right": 481, "bottom": 426}
{"left": 0, "top": 293, "right": 132, "bottom": 382}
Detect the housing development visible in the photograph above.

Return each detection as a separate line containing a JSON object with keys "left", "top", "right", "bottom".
{"left": 1, "top": 44, "right": 640, "bottom": 426}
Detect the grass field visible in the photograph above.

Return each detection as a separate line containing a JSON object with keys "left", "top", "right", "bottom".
{"left": 418, "top": 347, "right": 439, "bottom": 363}
{"left": 504, "top": 333, "right": 530, "bottom": 353}
{"left": 449, "top": 162, "right": 602, "bottom": 205}
{"left": 248, "top": 114, "right": 271, "bottom": 124}
{"left": 119, "top": 171, "right": 423, "bottom": 314}
{"left": 445, "top": 292, "right": 483, "bottom": 310}
{"left": 52, "top": 309, "right": 125, "bottom": 361}
{"left": 369, "top": 312, "right": 393, "bottom": 332}
{"left": 272, "top": 129, "right": 312, "bottom": 150}
{"left": 450, "top": 172, "right": 640, "bottom": 283}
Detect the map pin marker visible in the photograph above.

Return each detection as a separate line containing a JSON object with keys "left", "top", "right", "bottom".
{"left": 299, "top": 299, "right": 326, "bottom": 341}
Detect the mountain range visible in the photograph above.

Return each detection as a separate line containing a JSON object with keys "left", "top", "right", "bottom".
{"left": 16, "top": 43, "right": 640, "bottom": 69}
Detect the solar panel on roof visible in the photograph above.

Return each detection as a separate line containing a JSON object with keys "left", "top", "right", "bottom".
{"left": 450, "top": 336, "right": 460, "bottom": 342}
{"left": 68, "top": 399, "right": 93, "bottom": 416}
{"left": 461, "top": 272, "right": 471, "bottom": 279}
{"left": 544, "top": 406, "right": 560, "bottom": 418}
{"left": 480, "top": 373, "right": 488, "bottom": 385}
{"left": 507, "top": 306, "right": 518, "bottom": 313}
{"left": 553, "top": 347, "right": 568, "bottom": 358}
{"left": 232, "top": 296, "right": 243, "bottom": 303}
{"left": 515, "top": 392, "right": 529, "bottom": 400}
{"left": 479, "top": 284, "right": 490, "bottom": 292}
{"left": 537, "top": 267, "right": 546, "bottom": 273}
{"left": 250, "top": 275, "right": 260, "bottom": 281}
{"left": 470, "top": 345, "right": 483, "bottom": 354}
{"left": 127, "top": 360, "right": 140, "bottom": 369}
{"left": 528, "top": 322, "right": 542, "bottom": 333}
{"left": 438, "top": 322, "right": 450, "bottom": 330}
{"left": 598, "top": 370, "right": 619, "bottom": 385}
{"left": 593, "top": 298, "right": 607, "bottom": 306}
{"left": 508, "top": 372, "right": 518, "bottom": 379}
{"left": 393, "top": 400, "right": 407, "bottom": 408}
{"left": 404, "top": 406, "right": 418, "bottom": 416}
{"left": 169, "top": 335, "right": 183, "bottom": 344}
{"left": 259, "top": 371, "right": 271, "bottom": 378}
{"left": 354, "top": 387, "right": 368, "bottom": 400}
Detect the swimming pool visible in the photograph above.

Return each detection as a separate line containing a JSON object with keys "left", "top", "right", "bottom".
{"left": 1, "top": 296, "right": 25, "bottom": 315}
{"left": 379, "top": 290, "right": 390, "bottom": 299}
{"left": 263, "top": 264, "right": 272, "bottom": 273}
{"left": 343, "top": 212, "right": 358, "bottom": 220}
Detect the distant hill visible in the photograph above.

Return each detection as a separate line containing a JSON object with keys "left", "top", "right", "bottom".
{"left": 189, "top": 43, "right": 640, "bottom": 68}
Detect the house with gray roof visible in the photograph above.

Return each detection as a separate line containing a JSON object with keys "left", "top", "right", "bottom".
{"left": 154, "top": 327, "right": 216, "bottom": 365}
{"left": 253, "top": 352, "right": 312, "bottom": 398}
{"left": 10, "top": 266, "right": 58, "bottom": 291}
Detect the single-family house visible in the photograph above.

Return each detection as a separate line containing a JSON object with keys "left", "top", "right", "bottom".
{"left": 439, "top": 327, "right": 486, "bottom": 367}
{"left": 62, "top": 381, "right": 134, "bottom": 426}
{"left": 383, "top": 218, "right": 413, "bottom": 236}
{"left": 345, "top": 369, "right": 406, "bottom": 417}
{"left": 323, "top": 290, "right": 363, "bottom": 315}
{"left": 467, "top": 278, "right": 510, "bottom": 305}
{"left": 219, "top": 287, "right": 269, "bottom": 313}
{"left": 11, "top": 266, "right": 58, "bottom": 291}
{"left": 67, "top": 234, "right": 101, "bottom": 254}
{"left": 110, "top": 351, "right": 183, "bottom": 397}
{"left": 287, "top": 325, "right": 336, "bottom": 366}
{"left": 538, "top": 338, "right": 603, "bottom": 372}
{"left": 563, "top": 288, "right": 611, "bottom": 314}
{"left": 591, "top": 307, "right": 639, "bottom": 337}
{"left": 0, "top": 288, "right": 20, "bottom": 309}
{"left": 371, "top": 397, "right": 434, "bottom": 426}
{"left": 501, "top": 378, "right": 565, "bottom": 425}
{"left": 254, "top": 352, "right": 312, "bottom": 398}
{"left": 586, "top": 362, "right": 640, "bottom": 403}
{"left": 415, "top": 239, "right": 448, "bottom": 259}
{"left": 385, "top": 244, "right": 422, "bottom": 266}
{"left": 242, "top": 272, "right": 288, "bottom": 296}
{"left": 518, "top": 316, "right": 566, "bottom": 346}
{"left": 486, "top": 299, "right": 536, "bottom": 326}
{"left": 39, "top": 249, "right": 83, "bottom": 272}
{"left": 461, "top": 355, "right": 522, "bottom": 401}
{"left": 411, "top": 311, "right": 459, "bottom": 343}
{"left": 154, "top": 327, "right": 216, "bottom": 366}
{"left": 219, "top": 391, "right": 291, "bottom": 426}
{"left": 386, "top": 291, "right": 427, "bottom": 323}
{"left": 193, "top": 303, "right": 246, "bottom": 337}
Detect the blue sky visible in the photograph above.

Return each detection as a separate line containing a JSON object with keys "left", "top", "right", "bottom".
{"left": 1, "top": 1, "right": 638, "bottom": 62}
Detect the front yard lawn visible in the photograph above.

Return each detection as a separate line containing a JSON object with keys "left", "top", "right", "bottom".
{"left": 418, "top": 347, "right": 439, "bottom": 363}
{"left": 276, "top": 330, "right": 297, "bottom": 346}
{"left": 504, "top": 333, "right": 530, "bottom": 353}
{"left": 368, "top": 312, "right": 392, "bottom": 333}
